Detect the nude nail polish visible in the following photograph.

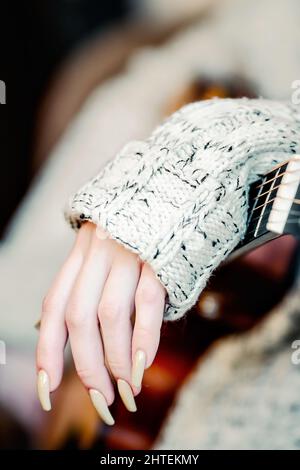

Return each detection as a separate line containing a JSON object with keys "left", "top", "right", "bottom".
{"left": 89, "top": 389, "right": 115, "bottom": 426}
{"left": 132, "top": 350, "right": 146, "bottom": 388}
{"left": 37, "top": 370, "right": 51, "bottom": 411}
{"left": 117, "top": 379, "right": 137, "bottom": 412}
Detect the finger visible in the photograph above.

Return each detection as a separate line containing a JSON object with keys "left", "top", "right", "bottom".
{"left": 36, "top": 222, "right": 93, "bottom": 409}
{"left": 98, "top": 249, "right": 141, "bottom": 409}
{"left": 132, "top": 263, "right": 166, "bottom": 390}
{"left": 66, "top": 231, "right": 116, "bottom": 423}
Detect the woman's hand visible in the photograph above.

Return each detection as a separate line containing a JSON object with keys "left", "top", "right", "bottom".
{"left": 36, "top": 222, "right": 166, "bottom": 425}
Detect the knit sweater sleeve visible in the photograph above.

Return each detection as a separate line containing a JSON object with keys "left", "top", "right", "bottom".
{"left": 65, "top": 98, "right": 300, "bottom": 321}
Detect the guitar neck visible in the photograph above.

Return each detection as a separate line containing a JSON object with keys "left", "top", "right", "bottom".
{"left": 230, "top": 156, "right": 300, "bottom": 260}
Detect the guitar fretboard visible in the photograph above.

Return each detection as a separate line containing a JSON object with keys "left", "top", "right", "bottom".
{"left": 244, "top": 161, "right": 289, "bottom": 243}
{"left": 231, "top": 157, "right": 300, "bottom": 260}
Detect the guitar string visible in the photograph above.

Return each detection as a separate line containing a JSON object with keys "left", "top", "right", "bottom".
{"left": 249, "top": 207, "right": 300, "bottom": 227}
{"left": 221, "top": 162, "right": 300, "bottom": 240}
{"left": 252, "top": 196, "right": 300, "bottom": 213}
{"left": 258, "top": 157, "right": 299, "bottom": 177}
{"left": 245, "top": 216, "right": 300, "bottom": 239}
{"left": 231, "top": 162, "right": 300, "bottom": 241}
{"left": 251, "top": 179, "right": 300, "bottom": 201}
{"left": 227, "top": 168, "right": 300, "bottom": 227}
{"left": 254, "top": 167, "right": 300, "bottom": 191}
{"left": 245, "top": 203, "right": 300, "bottom": 238}
{"left": 247, "top": 219, "right": 300, "bottom": 237}
{"left": 241, "top": 198, "right": 300, "bottom": 238}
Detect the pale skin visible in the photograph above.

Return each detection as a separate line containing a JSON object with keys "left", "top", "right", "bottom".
{"left": 36, "top": 221, "right": 166, "bottom": 423}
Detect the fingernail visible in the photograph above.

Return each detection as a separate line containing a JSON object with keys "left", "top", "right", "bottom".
{"left": 89, "top": 389, "right": 115, "bottom": 426}
{"left": 132, "top": 350, "right": 146, "bottom": 388}
{"left": 117, "top": 379, "right": 137, "bottom": 412}
{"left": 37, "top": 370, "right": 51, "bottom": 411}
{"left": 34, "top": 319, "right": 41, "bottom": 330}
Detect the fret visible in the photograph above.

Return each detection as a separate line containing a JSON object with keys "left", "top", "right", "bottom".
{"left": 242, "top": 168, "right": 282, "bottom": 245}
{"left": 244, "top": 161, "right": 290, "bottom": 239}
{"left": 251, "top": 163, "right": 288, "bottom": 205}
{"left": 253, "top": 163, "right": 300, "bottom": 200}
{"left": 255, "top": 173, "right": 283, "bottom": 190}
{"left": 253, "top": 179, "right": 299, "bottom": 202}
{"left": 258, "top": 157, "right": 292, "bottom": 176}
{"left": 282, "top": 184, "right": 300, "bottom": 235}
{"left": 245, "top": 211, "right": 274, "bottom": 239}
{"left": 244, "top": 205, "right": 273, "bottom": 238}
{"left": 246, "top": 175, "right": 264, "bottom": 227}
{"left": 247, "top": 194, "right": 300, "bottom": 237}
{"left": 229, "top": 156, "right": 300, "bottom": 261}
{"left": 266, "top": 157, "right": 300, "bottom": 236}
{"left": 252, "top": 196, "right": 276, "bottom": 213}
{"left": 255, "top": 170, "right": 300, "bottom": 190}
{"left": 254, "top": 167, "right": 279, "bottom": 237}
{"left": 253, "top": 163, "right": 290, "bottom": 187}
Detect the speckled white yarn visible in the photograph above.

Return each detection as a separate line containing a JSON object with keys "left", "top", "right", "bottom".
{"left": 66, "top": 98, "right": 300, "bottom": 320}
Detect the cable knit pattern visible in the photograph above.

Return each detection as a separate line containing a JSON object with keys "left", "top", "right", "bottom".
{"left": 65, "top": 98, "right": 300, "bottom": 321}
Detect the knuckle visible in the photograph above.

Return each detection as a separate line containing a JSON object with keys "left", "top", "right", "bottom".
{"left": 135, "top": 282, "right": 160, "bottom": 306}
{"left": 65, "top": 305, "right": 86, "bottom": 329}
{"left": 107, "top": 356, "right": 128, "bottom": 376}
{"left": 99, "top": 301, "right": 123, "bottom": 324}
{"left": 41, "top": 293, "right": 61, "bottom": 315}
{"left": 76, "top": 367, "right": 95, "bottom": 385}
{"left": 134, "top": 325, "right": 152, "bottom": 342}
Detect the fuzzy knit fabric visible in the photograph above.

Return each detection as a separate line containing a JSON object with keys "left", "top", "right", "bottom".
{"left": 155, "top": 280, "right": 300, "bottom": 449}
{"left": 65, "top": 98, "right": 300, "bottom": 321}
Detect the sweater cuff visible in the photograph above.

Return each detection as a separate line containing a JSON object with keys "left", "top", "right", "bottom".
{"left": 66, "top": 141, "right": 245, "bottom": 321}
{"left": 65, "top": 98, "right": 300, "bottom": 321}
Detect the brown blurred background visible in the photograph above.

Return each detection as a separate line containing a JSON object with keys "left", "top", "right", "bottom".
{"left": 0, "top": 0, "right": 131, "bottom": 236}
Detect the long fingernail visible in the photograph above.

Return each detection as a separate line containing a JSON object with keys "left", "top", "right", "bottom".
{"left": 117, "top": 379, "right": 137, "bottom": 412}
{"left": 132, "top": 350, "right": 146, "bottom": 388}
{"left": 89, "top": 389, "right": 115, "bottom": 426}
{"left": 37, "top": 370, "right": 51, "bottom": 411}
